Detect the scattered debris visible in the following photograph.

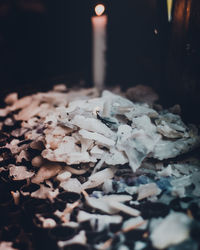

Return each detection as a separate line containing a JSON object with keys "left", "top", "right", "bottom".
{"left": 0, "top": 85, "right": 200, "bottom": 250}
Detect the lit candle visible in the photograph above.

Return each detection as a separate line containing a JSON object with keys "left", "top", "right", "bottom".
{"left": 167, "top": 0, "right": 173, "bottom": 22}
{"left": 91, "top": 4, "right": 108, "bottom": 90}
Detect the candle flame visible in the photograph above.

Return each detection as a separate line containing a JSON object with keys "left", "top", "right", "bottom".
{"left": 95, "top": 4, "right": 105, "bottom": 16}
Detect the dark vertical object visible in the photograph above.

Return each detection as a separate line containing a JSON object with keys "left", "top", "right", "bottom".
{"left": 164, "top": 0, "right": 200, "bottom": 122}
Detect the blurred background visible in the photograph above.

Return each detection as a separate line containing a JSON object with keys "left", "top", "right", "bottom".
{"left": 0, "top": 0, "right": 200, "bottom": 122}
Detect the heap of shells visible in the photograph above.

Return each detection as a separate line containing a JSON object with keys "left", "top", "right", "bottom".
{"left": 0, "top": 85, "right": 200, "bottom": 250}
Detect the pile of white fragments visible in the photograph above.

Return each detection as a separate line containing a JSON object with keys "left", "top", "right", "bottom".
{"left": 0, "top": 84, "right": 200, "bottom": 250}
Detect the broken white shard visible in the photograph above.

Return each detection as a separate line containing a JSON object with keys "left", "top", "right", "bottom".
{"left": 125, "top": 103, "right": 158, "bottom": 120}
{"left": 102, "top": 90, "right": 133, "bottom": 109}
{"left": 158, "top": 165, "right": 173, "bottom": 177}
{"left": 9, "top": 165, "right": 34, "bottom": 180}
{"left": 65, "top": 152, "right": 97, "bottom": 165}
{"left": 131, "top": 115, "right": 157, "bottom": 136}
{"left": 60, "top": 178, "right": 82, "bottom": 194}
{"left": 155, "top": 113, "right": 189, "bottom": 139}
{"left": 47, "top": 135, "right": 77, "bottom": 152}
{"left": 58, "top": 230, "right": 87, "bottom": 248}
{"left": 102, "top": 179, "right": 114, "bottom": 194}
{"left": 134, "top": 241, "right": 147, "bottom": 250}
{"left": 108, "top": 200, "right": 140, "bottom": 217}
{"left": 90, "top": 145, "right": 105, "bottom": 159}
{"left": 156, "top": 113, "right": 187, "bottom": 133}
{"left": 122, "top": 216, "right": 147, "bottom": 231}
{"left": 42, "top": 218, "right": 57, "bottom": 228}
{"left": 79, "top": 129, "right": 115, "bottom": 148}
{"left": 14, "top": 100, "right": 41, "bottom": 121}
{"left": 16, "top": 150, "right": 29, "bottom": 163}
{"left": 72, "top": 115, "right": 115, "bottom": 138}
{"left": 31, "top": 184, "right": 59, "bottom": 201}
{"left": 105, "top": 148, "right": 128, "bottom": 166}
{"left": 117, "top": 125, "right": 132, "bottom": 140}
{"left": 10, "top": 95, "right": 32, "bottom": 111}
{"left": 56, "top": 170, "right": 72, "bottom": 182}
{"left": 101, "top": 194, "right": 132, "bottom": 203}
{"left": 156, "top": 120, "right": 187, "bottom": 139}
{"left": 171, "top": 174, "right": 192, "bottom": 192}
{"left": 42, "top": 147, "right": 96, "bottom": 165}
{"left": 85, "top": 196, "right": 119, "bottom": 214}
{"left": 117, "top": 127, "right": 159, "bottom": 172}
{"left": 79, "top": 137, "right": 94, "bottom": 153}
{"left": 150, "top": 212, "right": 192, "bottom": 249}
{"left": 137, "top": 183, "right": 161, "bottom": 201}
{"left": 82, "top": 168, "right": 115, "bottom": 190}
{"left": 117, "top": 245, "right": 129, "bottom": 250}
{"left": 152, "top": 135, "right": 200, "bottom": 160}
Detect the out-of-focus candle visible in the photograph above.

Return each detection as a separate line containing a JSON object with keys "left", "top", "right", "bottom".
{"left": 167, "top": 0, "right": 173, "bottom": 22}
{"left": 91, "top": 4, "right": 108, "bottom": 90}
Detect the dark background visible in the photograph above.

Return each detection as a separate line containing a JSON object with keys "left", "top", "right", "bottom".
{"left": 0, "top": 0, "right": 200, "bottom": 122}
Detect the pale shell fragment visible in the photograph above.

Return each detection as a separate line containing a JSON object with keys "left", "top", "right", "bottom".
{"left": 122, "top": 216, "right": 147, "bottom": 230}
{"left": 72, "top": 115, "right": 115, "bottom": 138}
{"left": 101, "top": 194, "right": 132, "bottom": 203}
{"left": 82, "top": 168, "right": 115, "bottom": 190}
{"left": 150, "top": 212, "right": 191, "bottom": 249}
{"left": 42, "top": 218, "right": 57, "bottom": 228}
{"left": 137, "top": 183, "right": 161, "bottom": 201}
{"left": 60, "top": 178, "right": 82, "bottom": 194}
{"left": 85, "top": 196, "right": 119, "bottom": 214}
{"left": 105, "top": 148, "right": 128, "bottom": 166}
{"left": 9, "top": 165, "right": 34, "bottom": 180}
{"left": 31, "top": 163, "right": 62, "bottom": 184}
{"left": 10, "top": 95, "right": 32, "bottom": 111}
{"left": 90, "top": 145, "right": 105, "bottom": 159}
{"left": 107, "top": 200, "right": 140, "bottom": 217}
{"left": 14, "top": 100, "right": 41, "bottom": 121}
{"left": 16, "top": 150, "right": 29, "bottom": 163}
{"left": 58, "top": 230, "right": 87, "bottom": 248}
{"left": 79, "top": 129, "right": 115, "bottom": 148}
{"left": 56, "top": 170, "right": 72, "bottom": 182}
{"left": 31, "top": 184, "right": 59, "bottom": 201}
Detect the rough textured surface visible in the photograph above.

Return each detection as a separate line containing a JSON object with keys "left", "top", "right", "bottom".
{"left": 0, "top": 85, "right": 200, "bottom": 250}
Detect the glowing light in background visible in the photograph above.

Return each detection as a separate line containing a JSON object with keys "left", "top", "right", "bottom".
{"left": 95, "top": 4, "right": 105, "bottom": 16}
{"left": 167, "top": 0, "right": 173, "bottom": 22}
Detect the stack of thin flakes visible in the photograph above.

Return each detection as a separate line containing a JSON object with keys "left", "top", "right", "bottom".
{"left": 0, "top": 85, "right": 200, "bottom": 250}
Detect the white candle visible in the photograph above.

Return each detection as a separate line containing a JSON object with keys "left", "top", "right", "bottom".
{"left": 91, "top": 4, "right": 108, "bottom": 90}
{"left": 167, "top": 0, "right": 173, "bottom": 22}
